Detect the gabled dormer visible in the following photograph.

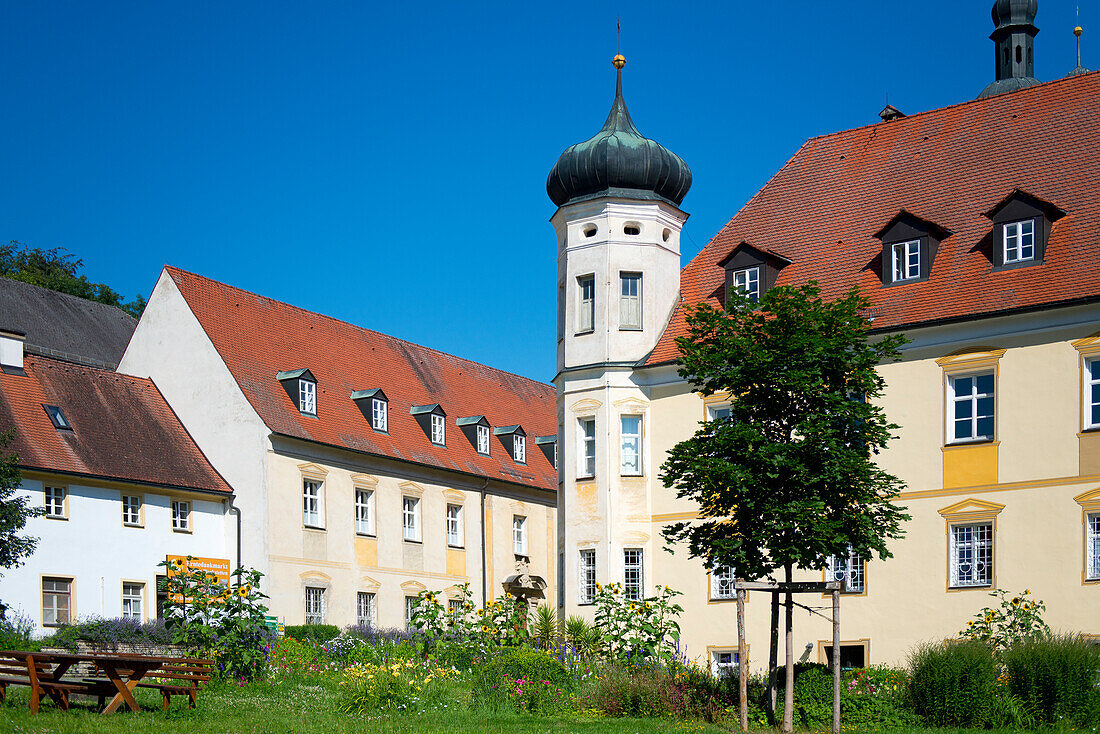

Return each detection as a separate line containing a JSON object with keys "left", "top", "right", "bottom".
{"left": 873, "top": 210, "right": 952, "bottom": 286}
{"left": 717, "top": 242, "right": 791, "bottom": 304}
{"left": 983, "top": 189, "right": 1065, "bottom": 270}
{"left": 351, "top": 388, "right": 388, "bottom": 432}
{"left": 410, "top": 403, "right": 447, "bottom": 446}
{"left": 457, "top": 415, "right": 492, "bottom": 456}
{"left": 277, "top": 369, "right": 317, "bottom": 416}
{"left": 494, "top": 425, "right": 527, "bottom": 464}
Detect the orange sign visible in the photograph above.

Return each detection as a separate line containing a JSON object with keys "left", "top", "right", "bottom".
{"left": 166, "top": 555, "right": 231, "bottom": 585}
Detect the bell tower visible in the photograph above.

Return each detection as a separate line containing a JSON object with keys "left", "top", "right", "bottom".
{"left": 979, "top": 0, "right": 1041, "bottom": 98}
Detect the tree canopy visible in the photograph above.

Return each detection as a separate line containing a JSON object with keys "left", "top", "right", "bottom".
{"left": 0, "top": 430, "right": 40, "bottom": 574}
{"left": 660, "top": 282, "right": 910, "bottom": 580}
{"left": 0, "top": 240, "right": 146, "bottom": 318}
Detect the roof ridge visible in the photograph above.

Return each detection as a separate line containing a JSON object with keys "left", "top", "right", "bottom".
{"left": 163, "top": 266, "right": 554, "bottom": 391}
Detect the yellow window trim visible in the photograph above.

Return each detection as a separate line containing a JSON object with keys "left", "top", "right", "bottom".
{"left": 941, "top": 499, "right": 1000, "bottom": 592}
{"left": 120, "top": 492, "right": 145, "bottom": 528}
{"left": 40, "top": 574, "right": 75, "bottom": 628}
{"left": 297, "top": 462, "right": 329, "bottom": 481}
{"left": 120, "top": 579, "right": 148, "bottom": 623}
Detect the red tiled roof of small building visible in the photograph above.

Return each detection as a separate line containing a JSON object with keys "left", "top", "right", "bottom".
{"left": 0, "top": 355, "right": 232, "bottom": 494}
{"left": 646, "top": 71, "right": 1100, "bottom": 366}
{"left": 166, "top": 267, "right": 558, "bottom": 492}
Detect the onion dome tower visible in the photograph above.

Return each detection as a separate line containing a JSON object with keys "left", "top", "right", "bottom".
{"left": 979, "top": 0, "right": 1041, "bottom": 98}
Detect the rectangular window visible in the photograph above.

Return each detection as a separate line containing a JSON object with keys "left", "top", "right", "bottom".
{"left": 828, "top": 547, "right": 865, "bottom": 593}
{"left": 405, "top": 596, "right": 418, "bottom": 630}
{"left": 302, "top": 480, "right": 322, "bottom": 528}
{"left": 513, "top": 434, "right": 526, "bottom": 463}
{"left": 710, "top": 565, "right": 736, "bottom": 600}
{"left": 122, "top": 495, "right": 141, "bottom": 526}
{"left": 577, "top": 275, "right": 595, "bottom": 333}
{"left": 949, "top": 372, "right": 995, "bottom": 442}
{"left": 477, "top": 424, "right": 490, "bottom": 455}
{"left": 122, "top": 582, "right": 143, "bottom": 620}
{"left": 447, "top": 504, "right": 463, "bottom": 547}
{"left": 822, "top": 643, "right": 867, "bottom": 670}
{"left": 305, "top": 587, "right": 325, "bottom": 624}
{"left": 299, "top": 380, "right": 317, "bottom": 415}
{"left": 733, "top": 267, "right": 761, "bottom": 302}
{"left": 951, "top": 522, "right": 994, "bottom": 588}
{"left": 891, "top": 239, "right": 921, "bottom": 282}
{"left": 44, "top": 486, "right": 66, "bottom": 518}
{"left": 579, "top": 418, "right": 596, "bottom": 477}
{"left": 403, "top": 496, "right": 420, "bottom": 541}
{"left": 1087, "top": 512, "right": 1100, "bottom": 581}
{"left": 372, "top": 399, "right": 388, "bottom": 431}
{"left": 711, "top": 650, "right": 740, "bottom": 677}
{"left": 448, "top": 598, "right": 463, "bottom": 615}
{"left": 42, "top": 578, "right": 72, "bottom": 626}
{"left": 623, "top": 548, "right": 644, "bottom": 601}
{"left": 707, "top": 404, "right": 732, "bottom": 423}
{"left": 357, "top": 591, "right": 376, "bottom": 628}
{"left": 171, "top": 500, "right": 190, "bottom": 532}
{"left": 620, "top": 415, "right": 642, "bottom": 475}
{"left": 578, "top": 549, "right": 597, "bottom": 605}
{"left": 355, "top": 489, "right": 373, "bottom": 535}
{"left": 620, "top": 273, "right": 642, "bottom": 329}
{"left": 1004, "top": 220, "right": 1035, "bottom": 263}
{"left": 513, "top": 515, "right": 528, "bottom": 555}
{"left": 431, "top": 413, "right": 445, "bottom": 445}
{"left": 1086, "top": 358, "right": 1100, "bottom": 430}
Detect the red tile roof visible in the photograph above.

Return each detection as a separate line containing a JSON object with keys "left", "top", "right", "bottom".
{"left": 647, "top": 71, "right": 1100, "bottom": 366}
{"left": 0, "top": 355, "right": 232, "bottom": 494}
{"left": 166, "top": 267, "right": 558, "bottom": 492}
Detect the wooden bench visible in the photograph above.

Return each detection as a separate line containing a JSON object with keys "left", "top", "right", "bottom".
{"left": 86, "top": 656, "right": 214, "bottom": 710}
{"left": 0, "top": 651, "right": 95, "bottom": 713}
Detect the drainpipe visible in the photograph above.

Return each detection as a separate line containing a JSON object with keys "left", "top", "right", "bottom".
{"left": 228, "top": 498, "right": 243, "bottom": 571}
{"left": 479, "top": 477, "right": 490, "bottom": 608}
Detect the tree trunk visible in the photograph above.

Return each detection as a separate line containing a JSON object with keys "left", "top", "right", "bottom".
{"left": 768, "top": 591, "right": 779, "bottom": 725}
{"left": 783, "top": 563, "right": 794, "bottom": 733}
{"left": 736, "top": 587, "right": 748, "bottom": 733}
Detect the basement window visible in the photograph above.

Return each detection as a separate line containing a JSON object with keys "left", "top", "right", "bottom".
{"left": 43, "top": 405, "right": 72, "bottom": 431}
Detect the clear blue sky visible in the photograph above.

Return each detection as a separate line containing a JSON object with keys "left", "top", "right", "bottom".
{"left": 1, "top": 1, "right": 1089, "bottom": 381}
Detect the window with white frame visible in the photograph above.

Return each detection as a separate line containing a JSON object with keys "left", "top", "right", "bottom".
{"left": 305, "top": 586, "right": 325, "bottom": 624}
{"left": 623, "top": 548, "right": 644, "bottom": 601}
{"left": 513, "top": 515, "right": 528, "bottom": 555}
{"left": 477, "top": 424, "right": 490, "bottom": 455}
{"left": 1087, "top": 512, "right": 1100, "bottom": 581}
{"left": 402, "top": 496, "right": 420, "bottom": 541}
{"left": 122, "top": 583, "right": 143, "bottom": 620}
{"left": 448, "top": 598, "right": 463, "bottom": 615}
{"left": 949, "top": 372, "right": 995, "bottom": 443}
{"left": 707, "top": 404, "right": 732, "bottom": 423}
{"left": 733, "top": 267, "right": 761, "bottom": 302}
{"left": 577, "top": 275, "right": 595, "bottom": 333}
{"left": 578, "top": 549, "right": 597, "bottom": 604}
{"left": 579, "top": 417, "right": 596, "bottom": 477}
{"left": 447, "top": 504, "right": 463, "bottom": 547}
{"left": 891, "top": 239, "right": 921, "bottom": 282}
{"left": 122, "top": 495, "right": 141, "bottom": 526}
{"left": 1086, "top": 358, "right": 1100, "bottom": 430}
{"left": 357, "top": 591, "right": 376, "bottom": 628}
{"left": 514, "top": 434, "right": 526, "bottom": 464}
{"left": 711, "top": 650, "right": 740, "bottom": 677}
{"left": 299, "top": 379, "right": 317, "bottom": 415}
{"left": 1003, "top": 220, "right": 1035, "bottom": 263}
{"left": 950, "top": 522, "right": 993, "bottom": 588}
{"left": 355, "top": 489, "right": 373, "bottom": 535}
{"left": 372, "top": 398, "right": 388, "bottom": 431}
{"left": 171, "top": 500, "right": 190, "bottom": 531}
{"left": 431, "top": 413, "right": 446, "bottom": 445}
{"left": 827, "top": 546, "right": 865, "bottom": 593}
{"left": 42, "top": 577, "right": 72, "bottom": 626}
{"left": 302, "top": 480, "right": 322, "bottom": 528}
{"left": 620, "top": 273, "right": 642, "bottom": 329}
{"left": 405, "top": 596, "right": 418, "bottom": 630}
{"left": 44, "top": 486, "right": 65, "bottom": 518}
{"left": 710, "top": 565, "right": 736, "bottom": 600}
{"left": 620, "top": 415, "right": 642, "bottom": 476}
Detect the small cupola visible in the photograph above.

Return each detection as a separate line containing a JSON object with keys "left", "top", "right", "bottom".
{"left": 873, "top": 211, "right": 952, "bottom": 285}
{"left": 0, "top": 328, "right": 27, "bottom": 375}
{"left": 457, "top": 415, "right": 492, "bottom": 456}
{"left": 493, "top": 425, "right": 527, "bottom": 464}
{"left": 351, "top": 388, "right": 389, "bottom": 432}
{"left": 277, "top": 369, "right": 318, "bottom": 416}
{"left": 717, "top": 242, "right": 792, "bottom": 304}
{"left": 411, "top": 404, "right": 447, "bottom": 446}
{"left": 979, "top": 0, "right": 1041, "bottom": 99}
{"left": 983, "top": 188, "right": 1065, "bottom": 269}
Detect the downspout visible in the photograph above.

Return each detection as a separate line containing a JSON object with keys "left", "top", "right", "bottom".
{"left": 479, "top": 477, "right": 490, "bottom": 608}
{"left": 228, "top": 498, "right": 242, "bottom": 571}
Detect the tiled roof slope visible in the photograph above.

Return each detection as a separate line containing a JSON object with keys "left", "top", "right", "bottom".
{"left": 0, "top": 354, "right": 231, "bottom": 494}
{"left": 0, "top": 276, "right": 137, "bottom": 369}
{"left": 647, "top": 71, "right": 1100, "bottom": 366}
{"left": 166, "top": 267, "right": 558, "bottom": 491}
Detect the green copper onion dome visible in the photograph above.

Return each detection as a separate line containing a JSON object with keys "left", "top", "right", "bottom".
{"left": 547, "top": 56, "right": 692, "bottom": 208}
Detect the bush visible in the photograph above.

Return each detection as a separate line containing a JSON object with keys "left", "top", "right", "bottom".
{"left": 39, "top": 617, "right": 169, "bottom": 651}
{"left": 284, "top": 624, "right": 340, "bottom": 643}
{"left": 471, "top": 647, "right": 573, "bottom": 713}
{"left": 785, "top": 666, "right": 920, "bottom": 729}
{"left": 585, "top": 663, "right": 687, "bottom": 717}
{"left": 340, "top": 657, "right": 459, "bottom": 713}
{"left": 908, "top": 640, "right": 998, "bottom": 727}
{"left": 0, "top": 609, "right": 36, "bottom": 650}
{"left": 1002, "top": 633, "right": 1100, "bottom": 727}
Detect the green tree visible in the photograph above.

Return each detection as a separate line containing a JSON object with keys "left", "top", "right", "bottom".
{"left": 659, "top": 282, "right": 910, "bottom": 731}
{"left": 0, "top": 431, "right": 43, "bottom": 619}
{"left": 0, "top": 240, "right": 146, "bottom": 317}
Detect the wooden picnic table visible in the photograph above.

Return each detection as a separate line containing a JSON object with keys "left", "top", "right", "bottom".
{"left": 0, "top": 650, "right": 183, "bottom": 714}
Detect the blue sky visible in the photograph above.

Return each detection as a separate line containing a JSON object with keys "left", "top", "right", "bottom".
{"left": 1, "top": 1, "right": 1089, "bottom": 381}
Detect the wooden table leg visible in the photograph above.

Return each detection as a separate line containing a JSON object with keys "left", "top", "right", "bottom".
{"left": 101, "top": 665, "right": 143, "bottom": 714}
{"left": 26, "top": 655, "right": 40, "bottom": 715}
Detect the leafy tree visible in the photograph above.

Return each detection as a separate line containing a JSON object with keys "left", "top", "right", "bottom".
{"left": 0, "top": 430, "right": 43, "bottom": 619}
{"left": 0, "top": 240, "right": 146, "bottom": 317}
{"left": 659, "top": 282, "right": 910, "bottom": 731}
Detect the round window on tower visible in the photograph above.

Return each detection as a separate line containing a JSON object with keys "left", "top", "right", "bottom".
{"left": 582, "top": 224, "right": 597, "bottom": 238}
{"left": 623, "top": 222, "right": 642, "bottom": 236}
{"left": 662, "top": 228, "right": 671, "bottom": 243}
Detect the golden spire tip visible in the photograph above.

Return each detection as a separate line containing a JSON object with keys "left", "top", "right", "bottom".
{"left": 613, "top": 54, "right": 626, "bottom": 70}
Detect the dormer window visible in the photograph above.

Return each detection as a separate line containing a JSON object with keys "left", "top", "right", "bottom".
{"left": 457, "top": 415, "right": 491, "bottom": 455}
{"left": 493, "top": 425, "right": 527, "bottom": 464}
{"left": 873, "top": 211, "right": 951, "bottom": 286}
{"left": 372, "top": 399, "right": 388, "bottom": 431}
{"left": 477, "top": 424, "right": 490, "bottom": 455}
{"left": 732, "top": 267, "right": 761, "bottom": 301}
{"left": 351, "top": 388, "right": 388, "bottom": 432}
{"left": 891, "top": 239, "right": 921, "bottom": 282}
{"left": 514, "top": 434, "right": 526, "bottom": 464}
{"left": 277, "top": 369, "right": 318, "bottom": 417}
{"left": 984, "top": 189, "right": 1065, "bottom": 271}
{"left": 410, "top": 404, "right": 447, "bottom": 446}
{"left": 718, "top": 242, "right": 791, "bottom": 305}
{"left": 43, "top": 404, "right": 72, "bottom": 430}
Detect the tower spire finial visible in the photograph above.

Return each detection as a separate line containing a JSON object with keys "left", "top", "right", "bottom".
{"left": 1069, "top": 4, "right": 1090, "bottom": 76}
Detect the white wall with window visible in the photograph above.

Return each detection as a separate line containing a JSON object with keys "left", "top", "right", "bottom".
{"left": 405, "top": 596, "right": 418, "bottom": 630}
{"left": 710, "top": 565, "right": 736, "bottom": 600}
{"left": 950, "top": 522, "right": 993, "bottom": 588}
{"left": 579, "top": 417, "right": 596, "bottom": 477}
{"left": 122, "top": 582, "right": 144, "bottom": 620}
{"left": 623, "top": 548, "right": 644, "bottom": 600}
{"left": 577, "top": 275, "right": 595, "bottom": 333}
{"left": 619, "top": 273, "right": 642, "bottom": 329}
{"left": 42, "top": 577, "right": 72, "bottom": 627}
{"left": 447, "top": 504, "right": 464, "bottom": 547}
{"left": 891, "top": 239, "right": 920, "bottom": 282}
{"left": 122, "top": 494, "right": 142, "bottom": 526}
{"left": 620, "top": 415, "right": 642, "bottom": 475}
{"left": 578, "top": 549, "right": 597, "bottom": 604}
{"left": 402, "top": 496, "right": 420, "bottom": 541}
{"left": 171, "top": 500, "right": 191, "bottom": 532}
{"left": 948, "top": 372, "right": 995, "bottom": 443}
{"left": 1086, "top": 357, "right": 1100, "bottom": 430}
{"left": 732, "top": 267, "right": 761, "bottom": 301}
{"left": 1087, "top": 512, "right": 1100, "bottom": 582}
{"left": 305, "top": 586, "right": 326, "bottom": 624}
{"left": 513, "top": 515, "right": 528, "bottom": 555}
{"left": 355, "top": 489, "right": 374, "bottom": 535}
{"left": 357, "top": 591, "right": 377, "bottom": 628}
{"left": 302, "top": 479, "right": 323, "bottom": 528}
{"left": 44, "top": 485, "right": 66, "bottom": 519}
{"left": 827, "top": 547, "right": 865, "bottom": 593}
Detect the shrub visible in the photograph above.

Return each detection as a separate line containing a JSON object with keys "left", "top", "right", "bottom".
{"left": 284, "top": 624, "right": 341, "bottom": 643}
{"left": 471, "top": 647, "right": 573, "bottom": 713}
{"left": 908, "top": 640, "right": 998, "bottom": 727}
{"left": 959, "top": 588, "right": 1050, "bottom": 650}
{"left": 38, "top": 616, "right": 169, "bottom": 651}
{"left": 1002, "top": 633, "right": 1100, "bottom": 727}
{"left": 785, "top": 666, "right": 920, "bottom": 729}
{"left": 0, "top": 609, "right": 36, "bottom": 650}
{"left": 585, "top": 663, "right": 688, "bottom": 717}
{"left": 340, "top": 657, "right": 458, "bottom": 713}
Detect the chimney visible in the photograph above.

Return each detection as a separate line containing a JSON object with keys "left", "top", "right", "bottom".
{"left": 0, "top": 328, "right": 27, "bottom": 375}
{"left": 878, "top": 105, "right": 906, "bottom": 122}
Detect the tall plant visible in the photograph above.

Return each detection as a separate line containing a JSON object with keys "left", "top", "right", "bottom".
{"left": 592, "top": 582, "right": 683, "bottom": 662}
{"left": 959, "top": 588, "right": 1050, "bottom": 650}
